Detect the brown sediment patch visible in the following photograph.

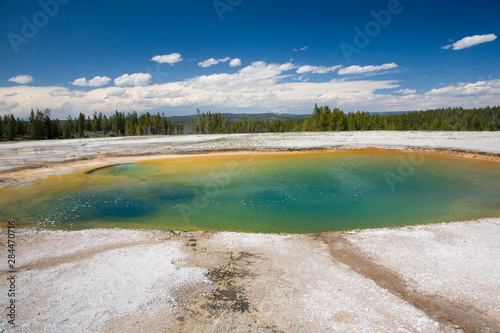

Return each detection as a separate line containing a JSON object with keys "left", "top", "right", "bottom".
{"left": 107, "top": 231, "right": 261, "bottom": 333}
{"left": 398, "top": 146, "right": 500, "bottom": 161}
{"left": 0, "top": 159, "right": 112, "bottom": 185}
{"left": 317, "top": 232, "right": 500, "bottom": 333}
{"left": 183, "top": 231, "right": 253, "bottom": 315}
{"left": 0, "top": 239, "right": 156, "bottom": 275}
{"left": 0, "top": 228, "right": 183, "bottom": 275}
{"left": 84, "top": 163, "right": 129, "bottom": 174}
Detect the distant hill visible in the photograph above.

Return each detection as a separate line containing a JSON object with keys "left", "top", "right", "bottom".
{"left": 167, "top": 112, "right": 311, "bottom": 124}
{"left": 369, "top": 111, "right": 411, "bottom": 116}
{"left": 166, "top": 111, "right": 411, "bottom": 124}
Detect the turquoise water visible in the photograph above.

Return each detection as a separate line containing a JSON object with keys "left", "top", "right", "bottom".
{"left": 1, "top": 150, "right": 499, "bottom": 233}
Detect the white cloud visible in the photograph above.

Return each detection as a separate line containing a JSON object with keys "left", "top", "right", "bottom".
{"left": 71, "top": 76, "right": 111, "bottom": 87}
{"left": 8, "top": 74, "right": 34, "bottom": 85}
{"left": 88, "top": 76, "right": 112, "bottom": 87}
{"left": 198, "top": 58, "right": 219, "bottom": 68}
{"left": 338, "top": 63, "right": 398, "bottom": 75}
{"left": 72, "top": 77, "right": 88, "bottom": 86}
{"left": 151, "top": 53, "right": 183, "bottom": 64}
{"left": 199, "top": 57, "right": 233, "bottom": 68}
{"left": 114, "top": 73, "right": 152, "bottom": 87}
{"left": 293, "top": 46, "right": 307, "bottom": 52}
{"left": 297, "top": 65, "right": 341, "bottom": 74}
{"left": 49, "top": 88, "right": 87, "bottom": 98}
{"left": 140, "top": 89, "right": 189, "bottom": 99}
{"left": 188, "top": 61, "right": 295, "bottom": 92}
{"left": 425, "top": 79, "right": 500, "bottom": 96}
{"left": 229, "top": 58, "right": 241, "bottom": 67}
{"left": 395, "top": 88, "right": 416, "bottom": 95}
{"left": 106, "top": 88, "right": 127, "bottom": 97}
{"left": 442, "top": 34, "right": 497, "bottom": 50}
{"left": 240, "top": 61, "right": 294, "bottom": 79}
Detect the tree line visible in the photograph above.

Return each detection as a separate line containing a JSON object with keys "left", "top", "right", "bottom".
{"left": 0, "top": 105, "right": 498, "bottom": 141}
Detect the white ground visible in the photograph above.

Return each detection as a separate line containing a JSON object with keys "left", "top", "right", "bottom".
{"left": 0, "top": 132, "right": 499, "bottom": 332}
{"left": 1, "top": 220, "right": 499, "bottom": 332}
{"left": 346, "top": 218, "right": 500, "bottom": 319}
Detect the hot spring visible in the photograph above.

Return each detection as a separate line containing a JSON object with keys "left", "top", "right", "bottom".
{"left": 1, "top": 150, "right": 499, "bottom": 233}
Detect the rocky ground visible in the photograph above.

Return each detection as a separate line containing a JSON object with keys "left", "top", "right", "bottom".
{"left": 0, "top": 220, "right": 499, "bottom": 332}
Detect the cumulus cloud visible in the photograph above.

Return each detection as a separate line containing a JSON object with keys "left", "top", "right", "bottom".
{"left": 441, "top": 34, "right": 497, "bottom": 50}
{"left": 198, "top": 57, "right": 234, "bottom": 68}
{"left": 395, "top": 88, "right": 416, "bottom": 95}
{"left": 114, "top": 73, "right": 152, "bottom": 87}
{"left": 8, "top": 74, "right": 34, "bottom": 84}
{"left": 151, "top": 53, "right": 183, "bottom": 64}
{"left": 229, "top": 58, "right": 241, "bottom": 67}
{"left": 71, "top": 76, "right": 111, "bottom": 87}
{"left": 106, "top": 88, "right": 127, "bottom": 97}
{"left": 49, "top": 88, "right": 87, "bottom": 98}
{"left": 188, "top": 61, "right": 295, "bottom": 92}
{"left": 338, "top": 63, "right": 398, "bottom": 75}
{"left": 0, "top": 100, "right": 19, "bottom": 113}
{"left": 72, "top": 78, "right": 88, "bottom": 86}
{"left": 425, "top": 79, "right": 500, "bottom": 96}
{"left": 240, "top": 61, "right": 295, "bottom": 76}
{"left": 293, "top": 46, "right": 308, "bottom": 52}
{"left": 198, "top": 58, "right": 219, "bottom": 68}
{"left": 296, "top": 65, "right": 341, "bottom": 74}
{"left": 87, "top": 76, "right": 111, "bottom": 87}
{"left": 140, "top": 89, "right": 189, "bottom": 99}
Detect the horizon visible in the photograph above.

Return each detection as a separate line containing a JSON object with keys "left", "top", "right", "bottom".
{"left": 1, "top": 0, "right": 499, "bottom": 118}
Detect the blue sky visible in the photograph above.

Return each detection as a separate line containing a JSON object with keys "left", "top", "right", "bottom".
{"left": 1, "top": 0, "right": 499, "bottom": 118}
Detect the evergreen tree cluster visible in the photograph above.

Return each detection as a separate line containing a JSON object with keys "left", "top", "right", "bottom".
{"left": 1, "top": 105, "right": 499, "bottom": 141}
{"left": 60, "top": 111, "right": 185, "bottom": 139}
{"left": 226, "top": 105, "right": 500, "bottom": 132}
{"left": 0, "top": 109, "right": 61, "bottom": 141}
{"left": 298, "top": 105, "right": 500, "bottom": 131}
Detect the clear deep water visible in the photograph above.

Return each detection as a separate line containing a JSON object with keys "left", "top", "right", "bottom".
{"left": 1, "top": 150, "right": 499, "bottom": 233}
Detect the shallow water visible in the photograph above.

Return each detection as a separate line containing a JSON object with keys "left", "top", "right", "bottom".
{"left": 1, "top": 150, "right": 499, "bottom": 233}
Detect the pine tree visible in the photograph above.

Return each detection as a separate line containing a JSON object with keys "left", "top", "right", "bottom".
{"left": 76, "top": 113, "right": 86, "bottom": 138}
{"left": 29, "top": 110, "right": 45, "bottom": 140}
{"left": 63, "top": 116, "right": 75, "bottom": 139}
{"left": 5, "top": 115, "right": 17, "bottom": 140}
